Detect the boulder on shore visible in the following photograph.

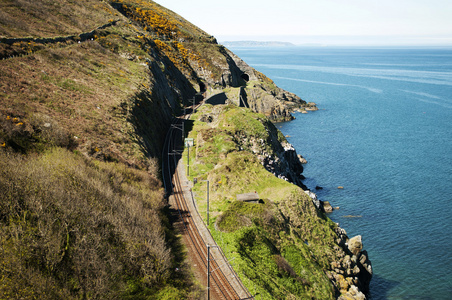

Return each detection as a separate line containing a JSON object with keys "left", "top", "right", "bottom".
{"left": 297, "top": 154, "right": 307, "bottom": 164}
{"left": 323, "top": 201, "right": 333, "bottom": 213}
{"left": 347, "top": 235, "right": 363, "bottom": 256}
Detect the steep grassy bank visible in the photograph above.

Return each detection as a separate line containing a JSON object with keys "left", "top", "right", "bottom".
{"left": 0, "top": 0, "right": 202, "bottom": 298}
{"left": 0, "top": 148, "right": 203, "bottom": 299}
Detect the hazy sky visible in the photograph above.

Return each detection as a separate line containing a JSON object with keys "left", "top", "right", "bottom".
{"left": 154, "top": 0, "right": 452, "bottom": 46}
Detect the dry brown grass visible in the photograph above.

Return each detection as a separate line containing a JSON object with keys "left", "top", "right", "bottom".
{"left": 0, "top": 0, "right": 118, "bottom": 38}
{"left": 0, "top": 23, "right": 162, "bottom": 166}
{"left": 0, "top": 147, "right": 180, "bottom": 298}
{"left": 0, "top": 1, "right": 202, "bottom": 298}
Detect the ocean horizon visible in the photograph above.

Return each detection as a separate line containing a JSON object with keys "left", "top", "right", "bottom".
{"left": 230, "top": 46, "right": 452, "bottom": 299}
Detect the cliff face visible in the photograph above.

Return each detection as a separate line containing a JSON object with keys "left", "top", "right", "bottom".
{"left": 228, "top": 49, "right": 309, "bottom": 121}
{"left": 110, "top": 0, "right": 312, "bottom": 122}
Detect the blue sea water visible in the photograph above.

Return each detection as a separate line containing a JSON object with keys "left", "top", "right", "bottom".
{"left": 230, "top": 46, "right": 452, "bottom": 299}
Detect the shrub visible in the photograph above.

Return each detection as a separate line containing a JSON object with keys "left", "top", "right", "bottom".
{"left": 0, "top": 148, "right": 172, "bottom": 299}
{"left": 0, "top": 112, "right": 76, "bottom": 153}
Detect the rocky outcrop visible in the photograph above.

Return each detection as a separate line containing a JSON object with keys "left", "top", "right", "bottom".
{"left": 330, "top": 230, "right": 373, "bottom": 299}
{"left": 259, "top": 141, "right": 307, "bottom": 189}
{"left": 298, "top": 154, "right": 307, "bottom": 164}
{"left": 305, "top": 190, "right": 321, "bottom": 209}
{"left": 231, "top": 117, "right": 308, "bottom": 190}
{"left": 348, "top": 236, "right": 363, "bottom": 256}
{"left": 239, "top": 84, "right": 303, "bottom": 122}
{"left": 196, "top": 47, "right": 315, "bottom": 122}
{"left": 304, "top": 189, "right": 373, "bottom": 299}
{"left": 233, "top": 134, "right": 307, "bottom": 189}
{"left": 323, "top": 201, "right": 334, "bottom": 213}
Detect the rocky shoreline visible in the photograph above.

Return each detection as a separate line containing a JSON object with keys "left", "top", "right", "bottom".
{"left": 260, "top": 135, "right": 373, "bottom": 299}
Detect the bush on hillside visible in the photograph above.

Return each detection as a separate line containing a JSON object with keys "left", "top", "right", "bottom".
{"left": 0, "top": 112, "right": 76, "bottom": 153}
{"left": 0, "top": 147, "right": 174, "bottom": 299}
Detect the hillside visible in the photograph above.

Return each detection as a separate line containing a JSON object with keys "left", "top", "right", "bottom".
{"left": 0, "top": 1, "right": 369, "bottom": 299}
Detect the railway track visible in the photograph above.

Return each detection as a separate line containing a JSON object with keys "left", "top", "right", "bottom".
{"left": 162, "top": 104, "right": 253, "bottom": 300}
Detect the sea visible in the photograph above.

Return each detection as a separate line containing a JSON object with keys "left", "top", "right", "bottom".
{"left": 229, "top": 46, "right": 452, "bottom": 300}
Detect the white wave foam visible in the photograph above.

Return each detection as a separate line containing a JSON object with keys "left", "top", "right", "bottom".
{"left": 413, "top": 97, "right": 452, "bottom": 109}
{"left": 255, "top": 63, "right": 452, "bottom": 86}
{"left": 274, "top": 76, "right": 383, "bottom": 94}
{"left": 400, "top": 90, "right": 442, "bottom": 99}
{"left": 399, "top": 90, "right": 452, "bottom": 107}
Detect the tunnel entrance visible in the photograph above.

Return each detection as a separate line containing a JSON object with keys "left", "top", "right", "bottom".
{"left": 199, "top": 82, "right": 206, "bottom": 93}
{"left": 240, "top": 73, "right": 249, "bottom": 82}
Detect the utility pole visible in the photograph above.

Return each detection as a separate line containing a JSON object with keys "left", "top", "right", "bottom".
{"left": 207, "top": 244, "right": 218, "bottom": 300}
{"left": 185, "top": 138, "right": 193, "bottom": 176}
{"left": 182, "top": 107, "right": 186, "bottom": 143}
{"left": 187, "top": 144, "right": 190, "bottom": 176}
{"left": 194, "top": 179, "right": 210, "bottom": 226}
{"left": 206, "top": 180, "right": 209, "bottom": 226}
{"left": 207, "top": 244, "right": 210, "bottom": 300}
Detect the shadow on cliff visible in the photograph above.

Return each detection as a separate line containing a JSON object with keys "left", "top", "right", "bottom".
{"left": 218, "top": 46, "right": 247, "bottom": 87}
{"left": 125, "top": 39, "right": 201, "bottom": 161}
{"left": 126, "top": 89, "right": 173, "bottom": 161}
{"left": 368, "top": 274, "right": 399, "bottom": 300}
{"left": 205, "top": 92, "right": 227, "bottom": 105}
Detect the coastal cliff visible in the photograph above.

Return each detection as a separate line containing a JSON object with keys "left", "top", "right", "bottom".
{"left": 0, "top": 0, "right": 369, "bottom": 299}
